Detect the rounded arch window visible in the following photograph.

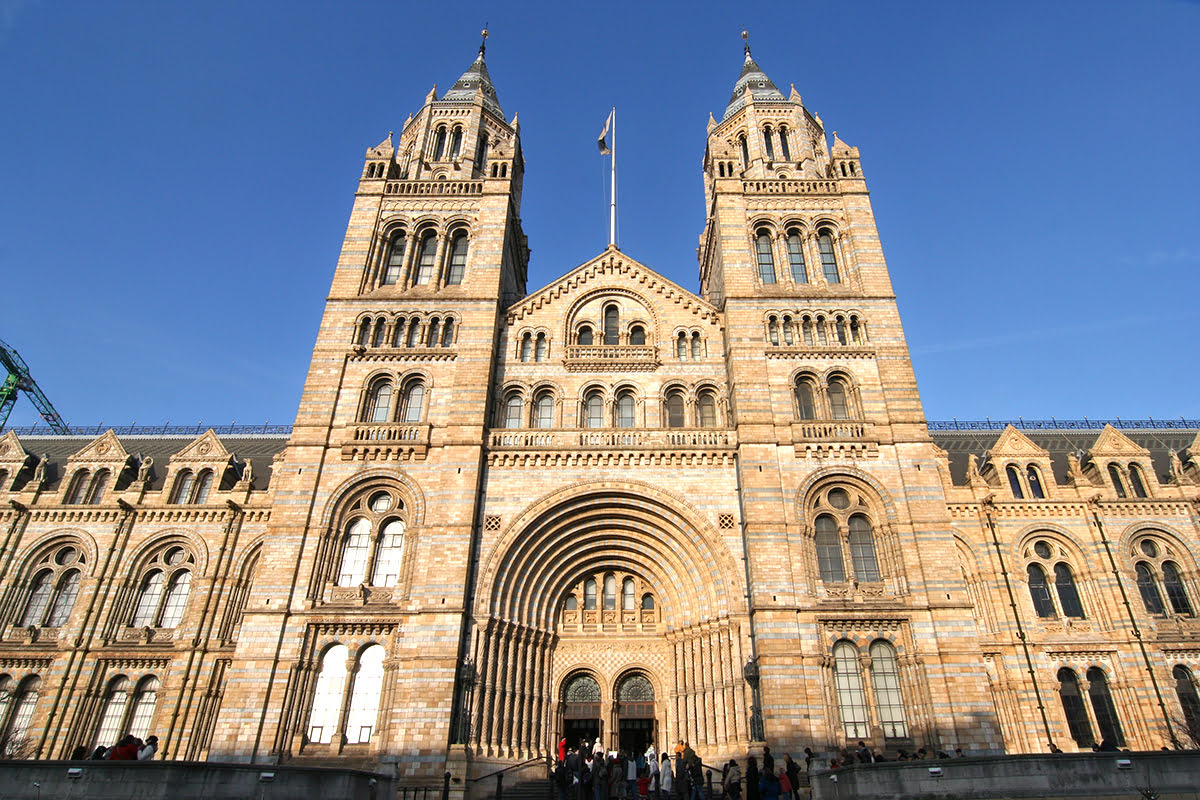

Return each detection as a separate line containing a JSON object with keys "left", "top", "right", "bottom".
{"left": 130, "top": 546, "right": 195, "bottom": 629}
{"left": 817, "top": 228, "right": 840, "bottom": 283}
{"left": 755, "top": 229, "right": 776, "bottom": 284}
{"left": 1130, "top": 534, "right": 1193, "bottom": 617}
{"left": 617, "top": 674, "right": 654, "bottom": 702}
{"left": 697, "top": 390, "right": 718, "bottom": 428}
{"left": 19, "top": 543, "right": 86, "bottom": 629}
{"left": 534, "top": 392, "right": 555, "bottom": 429}
{"left": 502, "top": 392, "right": 524, "bottom": 429}
{"left": 333, "top": 487, "right": 409, "bottom": 589}
{"left": 399, "top": 377, "right": 426, "bottom": 422}
{"left": 629, "top": 325, "right": 646, "bottom": 346}
{"left": 603, "top": 305, "right": 620, "bottom": 345}
{"left": 564, "top": 674, "right": 601, "bottom": 703}
{"left": 381, "top": 231, "right": 405, "bottom": 285}
{"left": 583, "top": 390, "right": 604, "bottom": 429}
{"left": 795, "top": 377, "right": 817, "bottom": 420}
{"left": 615, "top": 390, "right": 636, "bottom": 428}
{"left": 446, "top": 231, "right": 468, "bottom": 285}
{"left": 665, "top": 389, "right": 685, "bottom": 428}
{"left": 577, "top": 325, "right": 594, "bottom": 346}
{"left": 362, "top": 377, "right": 394, "bottom": 423}
{"left": 827, "top": 377, "right": 851, "bottom": 419}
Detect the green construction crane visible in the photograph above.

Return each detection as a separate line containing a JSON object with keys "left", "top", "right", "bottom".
{"left": 0, "top": 337, "right": 70, "bottom": 433}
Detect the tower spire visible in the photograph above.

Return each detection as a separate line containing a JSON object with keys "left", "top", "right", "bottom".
{"left": 723, "top": 31, "right": 784, "bottom": 120}
{"left": 442, "top": 30, "right": 504, "bottom": 117}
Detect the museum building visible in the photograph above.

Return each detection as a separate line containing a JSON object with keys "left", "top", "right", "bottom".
{"left": 1, "top": 40, "right": 1199, "bottom": 783}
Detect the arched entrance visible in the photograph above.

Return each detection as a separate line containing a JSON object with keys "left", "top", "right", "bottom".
{"left": 616, "top": 673, "right": 655, "bottom": 755}
{"left": 563, "top": 673, "right": 602, "bottom": 749}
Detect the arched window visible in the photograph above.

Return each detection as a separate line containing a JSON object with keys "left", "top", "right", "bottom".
{"left": 192, "top": 470, "right": 214, "bottom": 504}
{"left": 1057, "top": 668, "right": 1094, "bottom": 748}
{"left": 363, "top": 379, "right": 393, "bottom": 423}
{"left": 665, "top": 390, "right": 685, "bottom": 428}
{"left": 432, "top": 127, "right": 447, "bottom": 161}
{"left": 159, "top": 571, "right": 192, "bottom": 627}
{"left": 345, "top": 644, "right": 386, "bottom": 743}
{"left": 1, "top": 675, "right": 40, "bottom": 756}
{"left": 1174, "top": 665, "right": 1200, "bottom": 737}
{"left": 1086, "top": 667, "right": 1124, "bottom": 747}
{"left": 84, "top": 469, "right": 110, "bottom": 505}
{"left": 698, "top": 391, "right": 717, "bottom": 428}
{"left": 584, "top": 391, "right": 604, "bottom": 429}
{"left": 65, "top": 469, "right": 90, "bottom": 505}
{"left": 1107, "top": 464, "right": 1127, "bottom": 498}
{"left": 795, "top": 379, "right": 817, "bottom": 420}
{"left": 0, "top": 468, "right": 10, "bottom": 491}
{"left": 127, "top": 676, "right": 159, "bottom": 740}
{"left": 629, "top": 325, "right": 645, "bottom": 346}
{"left": 848, "top": 515, "right": 880, "bottom": 582}
{"left": 1027, "top": 563, "right": 1056, "bottom": 617}
{"left": 739, "top": 134, "right": 749, "bottom": 168}
{"left": 778, "top": 126, "right": 791, "bottom": 161}
{"left": 584, "top": 578, "right": 597, "bottom": 610}
{"left": 441, "top": 318, "right": 455, "bottom": 347}
{"left": 427, "top": 316, "right": 441, "bottom": 345}
{"left": 603, "top": 306, "right": 619, "bottom": 345}
{"left": 827, "top": 378, "right": 850, "bottom": 420}
{"left": 371, "top": 318, "right": 386, "bottom": 348}
{"left": 20, "top": 571, "right": 54, "bottom": 627}
{"left": 755, "top": 230, "right": 776, "bottom": 284}
{"left": 411, "top": 232, "right": 436, "bottom": 286}
{"left": 691, "top": 332, "right": 701, "bottom": 359}
{"left": 535, "top": 333, "right": 548, "bottom": 361}
{"left": 520, "top": 333, "right": 533, "bottom": 362}
{"left": 1163, "top": 561, "right": 1193, "bottom": 615}
{"left": 474, "top": 133, "right": 489, "bottom": 172}
{"left": 642, "top": 594, "right": 654, "bottom": 610}
{"left": 782, "top": 315, "right": 794, "bottom": 345}
{"left": 357, "top": 318, "right": 372, "bottom": 346}
{"left": 405, "top": 319, "right": 421, "bottom": 347}
{"left": 446, "top": 232, "right": 468, "bottom": 285}
{"left": 615, "top": 391, "right": 635, "bottom": 427}
{"left": 768, "top": 316, "right": 780, "bottom": 346}
{"left": 337, "top": 518, "right": 371, "bottom": 586}
{"left": 1128, "top": 463, "right": 1148, "bottom": 498}
{"left": 786, "top": 230, "right": 807, "bottom": 283}
{"left": 449, "top": 127, "right": 463, "bottom": 160}
{"left": 400, "top": 378, "right": 425, "bottom": 423}
{"left": 835, "top": 317, "right": 848, "bottom": 345}
{"left": 814, "top": 515, "right": 845, "bottom": 583}
{"left": 130, "top": 571, "right": 164, "bottom": 627}
{"left": 603, "top": 574, "right": 616, "bottom": 611}
{"left": 382, "top": 233, "right": 405, "bottom": 285}
{"left": 371, "top": 520, "right": 406, "bottom": 587}
{"left": 1136, "top": 562, "right": 1165, "bottom": 615}
{"left": 45, "top": 569, "right": 80, "bottom": 627}
{"left": 503, "top": 392, "right": 523, "bottom": 429}
{"left": 578, "top": 325, "right": 594, "bottom": 346}
{"left": 1007, "top": 465, "right": 1025, "bottom": 499}
{"left": 818, "top": 229, "right": 840, "bottom": 283}
{"left": 622, "top": 578, "right": 635, "bottom": 610}
{"left": 802, "top": 317, "right": 814, "bottom": 345}
{"left": 534, "top": 392, "right": 554, "bottom": 429}
{"left": 1054, "top": 563, "right": 1085, "bottom": 619}
{"left": 676, "top": 332, "right": 686, "bottom": 360}
{"left": 94, "top": 676, "right": 131, "bottom": 748}
{"left": 869, "top": 640, "right": 908, "bottom": 738}
{"left": 850, "top": 317, "right": 862, "bottom": 344}
{"left": 308, "top": 645, "right": 349, "bottom": 744}
{"left": 1027, "top": 465, "right": 1046, "bottom": 499}
{"left": 335, "top": 489, "right": 408, "bottom": 589}
{"left": 832, "top": 641, "right": 869, "bottom": 738}
{"left": 130, "top": 546, "right": 194, "bottom": 628}
{"left": 564, "top": 595, "right": 578, "bottom": 611}
{"left": 762, "top": 127, "right": 775, "bottom": 160}
{"left": 20, "top": 544, "right": 85, "bottom": 629}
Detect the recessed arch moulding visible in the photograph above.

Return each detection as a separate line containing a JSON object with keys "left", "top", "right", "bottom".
{"left": 467, "top": 482, "right": 754, "bottom": 760}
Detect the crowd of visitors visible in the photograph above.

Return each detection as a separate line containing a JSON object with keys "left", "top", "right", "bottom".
{"left": 68, "top": 734, "right": 158, "bottom": 761}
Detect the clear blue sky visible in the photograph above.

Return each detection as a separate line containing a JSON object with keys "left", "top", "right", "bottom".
{"left": 1, "top": 0, "right": 1197, "bottom": 428}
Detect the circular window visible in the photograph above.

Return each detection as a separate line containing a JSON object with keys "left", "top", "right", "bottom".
{"left": 1140, "top": 540, "right": 1159, "bottom": 558}
{"left": 827, "top": 489, "right": 850, "bottom": 509}
{"left": 165, "top": 547, "right": 186, "bottom": 566}
{"left": 55, "top": 546, "right": 78, "bottom": 565}
{"left": 369, "top": 492, "right": 393, "bottom": 513}
{"left": 1033, "top": 541, "right": 1052, "bottom": 560}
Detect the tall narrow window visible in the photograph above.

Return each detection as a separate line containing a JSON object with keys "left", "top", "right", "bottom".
{"left": 603, "top": 574, "right": 617, "bottom": 610}
{"left": 1027, "top": 465, "right": 1046, "bottom": 499}
{"left": 698, "top": 391, "right": 717, "bottom": 428}
{"left": 848, "top": 515, "right": 880, "bottom": 582}
{"left": 4, "top": 677, "right": 39, "bottom": 756}
{"left": 65, "top": 470, "right": 90, "bottom": 505}
{"left": 832, "top": 641, "right": 869, "bottom": 738}
{"left": 1007, "top": 465, "right": 1025, "bottom": 499}
{"left": 665, "top": 391, "right": 685, "bottom": 428}
{"left": 629, "top": 326, "right": 645, "bottom": 346}
{"left": 400, "top": 379, "right": 425, "bottom": 423}
{"left": 739, "top": 135, "right": 749, "bottom": 168}
{"left": 578, "top": 326, "right": 594, "bottom": 346}
{"left": 94, "top": 677, "right": 130, "bottom": 749}
{"left": 762, "top": 127, "right": 774, "bottom": 160}
{"left": 584, "top": 578, "right": 597, "bottom": 610}
{"left": 308, "top": 645, "right": 349, "bottom": 744}
{"left": 786, "top": 231, "right": 807, "bottom": 283}
{"left": 424, "top": 317, "right": 440, "bottom": 346}
{"left": 405, "top": 319, "right": 421, "bottom": 347}
{"left": 691, "top": 332, "right": 701, "bottom": 359}
{"left": 441, "top": 319, "right": 455, "bottom": 347}
{"left": 337, "top": 519, "right": 371, "bottom": 586}
{"left": 345, "top": 645, "right": 386, "bottom": 744}
{"left": 818, "top": 230, "right": 840, "bottom": 283}
{"left": 446, "top": 233, "right": 467, "bottom": 285}
{"left": 1128, "top": 464, "right": 1148, "bottom": 498}
{"left": 1174, "top": 666, "right": 1200, "bottom": 738}
{"left": 1107, "top": 464, "right": 1127, "bottom": 498}
{"left": 365, "top": 380, "right": 392, "bottom": 423}
{"left": 676, "top": 332, "right": 686, "bottom": 359}
{"left": 603, "top": 306, "right": 619, "bottom": 345}
{"left": 755, "top": 230, "right": 776, "bottom": 284}
{"left": 1054, "top": 563, "right": 1085, "bottom": 619}
{"left": 85, "top": 469, "right": 110, "bottom": 505}
{"left": 534, "top": 393, "right": 554, "bottom": 429}
{"left": 778, "top": 126, "right": 791, "bottom": 160}
{"left": 503, "top": 393, "right": 523, "bottom": 429}
{"left": 474, "top": 133, "right": 489, "bottom": 172}
{"left": 432, "top": 127, "right": 447, "bottom": 160}
{"left": 1027, "top": 564, "right": 1056, "bottom": 617}
{"left": 1163, "top": 561, "right": 1193, "bottom": 615}
{"left": 371, "top": 318, "right": 386, "bottom": 348}
{"left": 1136, "top": 562, "right": 1165, "bottom": 615}
{"left": 622, "top": 578, "right": 635, "bottom": 610}
{"left": 802, "top": 317, "right": 814, "bottom": 345}
{"left": 795, "top": 380, "right": 816, "bottom": 420}
{"left": 45, "top": 570, "right": 80, "bottom": 627}
{"left": 159, "top": 571, "right": 192, "bottom": 628}
{"left": 127, "top": 677, "right": 159, "bottom": 740}
{"left": 1058, "top": 669, "right": 1094, "bottom": 748}
{"left": 130, "top": 571, "right": 165, "bottom": 627}
{"left": 19, "top": 571, "right": 53, "bottom": 627}
{"left": 382, "top": 234, "right": 405, "bottom": 285}
{"left": 520, "top": 333, "right": 533, "bottom": 362}
{"left": 615, "top": 391, "right": 635, "bottom": 428}
{"left": 828, "top": 379, "right": 850, "bottom": 420}
{"left": 768, "top": 317, "right": 780, "bottom": 346}
{"left": 584, "top": 391, "right": 604, "bottom": 429}
{"left": 815, "top": 515, "right": 845, "bottom": 582}
{"left": 835, "top": 317, "right": 848, "bottom": 346}
{"left": 782, "top": 315, "right": 794, "bottom": 345}
{"left": 193, "top": 470, "right": 214, "bottom": 504}
{"left": 1086, "top": 668, "right": 1125, "bottom": 747}
{"left": 449, "top": 128, "right": 463, "bottom": 160}
{"left": 535, "top": 333, "right": 548, "bottom": 361}
{"left": 815, "top": 317, "right": 828, "bottom": 345}
{"left": 869, "top": 641, "right": 908, "bottom": 738}
{"left": 371, "top": 520, "right": 405, "bottom": 587}
{"left": 414, "top": 233, "right": 437, "bottom": 285}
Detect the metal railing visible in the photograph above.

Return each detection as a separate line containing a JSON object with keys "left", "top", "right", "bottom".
{"left": 928, "top": 418, "right": 1200, "bottom": 431}
{"left": 7, "top": 422, "right": 293, "bottom": 436}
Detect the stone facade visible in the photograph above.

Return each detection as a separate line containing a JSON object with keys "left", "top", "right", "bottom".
{"left": 1, "top": 42, "right": 1199, "bottom": 786}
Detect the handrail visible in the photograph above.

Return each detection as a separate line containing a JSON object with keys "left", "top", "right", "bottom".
{"left": 467, "top": 755, "right": 549, "bottom": 783}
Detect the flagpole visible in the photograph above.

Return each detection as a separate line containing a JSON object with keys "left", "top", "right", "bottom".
{"left": 609, "top": 107, "right": 617, "bottom": 248}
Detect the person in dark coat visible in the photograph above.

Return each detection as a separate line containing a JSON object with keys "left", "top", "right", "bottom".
{"left": 758, "top": 770, "right": 780, "bottom": 800}
{"left": 761, "top": 747, "right": 774, "bottom": 776}
{"left": 744, "top": 756, "right": 760, "bottom": 800}
{"left": 783, "top": 755, "right": 800, "bottom": 800}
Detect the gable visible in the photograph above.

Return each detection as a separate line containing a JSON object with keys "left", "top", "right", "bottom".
{"left": 67, "top": 429, "right": 130, "bottom": 465}
{"left": 0, "top": 431, "right": 28, "bottom": 466}
{"left": 170, "top": 429, "right": 233, "bottom": 464}
{"left": 988, "top": 425, "right": 1048, "bottom": 460}
{"left": 1088, "top": 424, "right": 1151, "bottom": 458}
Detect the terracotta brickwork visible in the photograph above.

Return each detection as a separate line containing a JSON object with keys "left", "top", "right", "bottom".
{"left": 1, "top": 43, "right": 1199, "bottom": 787}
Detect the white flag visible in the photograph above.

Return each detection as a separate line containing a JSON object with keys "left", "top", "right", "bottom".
{"left": 598, "top": 109, "right": 614, "bottom": 155}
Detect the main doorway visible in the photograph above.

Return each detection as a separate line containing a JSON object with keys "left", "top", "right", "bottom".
{"left": 616, "top": 674, "right": 655, "bottom": 756}
{"left": 563, "top": 674, "right": 603, "bottom": 752}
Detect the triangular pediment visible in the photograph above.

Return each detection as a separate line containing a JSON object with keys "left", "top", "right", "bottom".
{"left": 0, "top": 431, "right": 29, "bottom": 465}
{"left": 507, "top": 248, "right": 719, "bottom": 326}
{"left": 1185, "top": 430, "right": 1200, "bottom": 460}
{"left": 989, "top": 425, "right": 1047, "bottom": 458}
{"left": 1088, "top": 424, "right": 1150, "bottom": 458}
{"left": 170, "top": 430, "right": 232, "bottom": 464}
{"left": 68, "top": 430, "right": 130, "bottom": 464}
